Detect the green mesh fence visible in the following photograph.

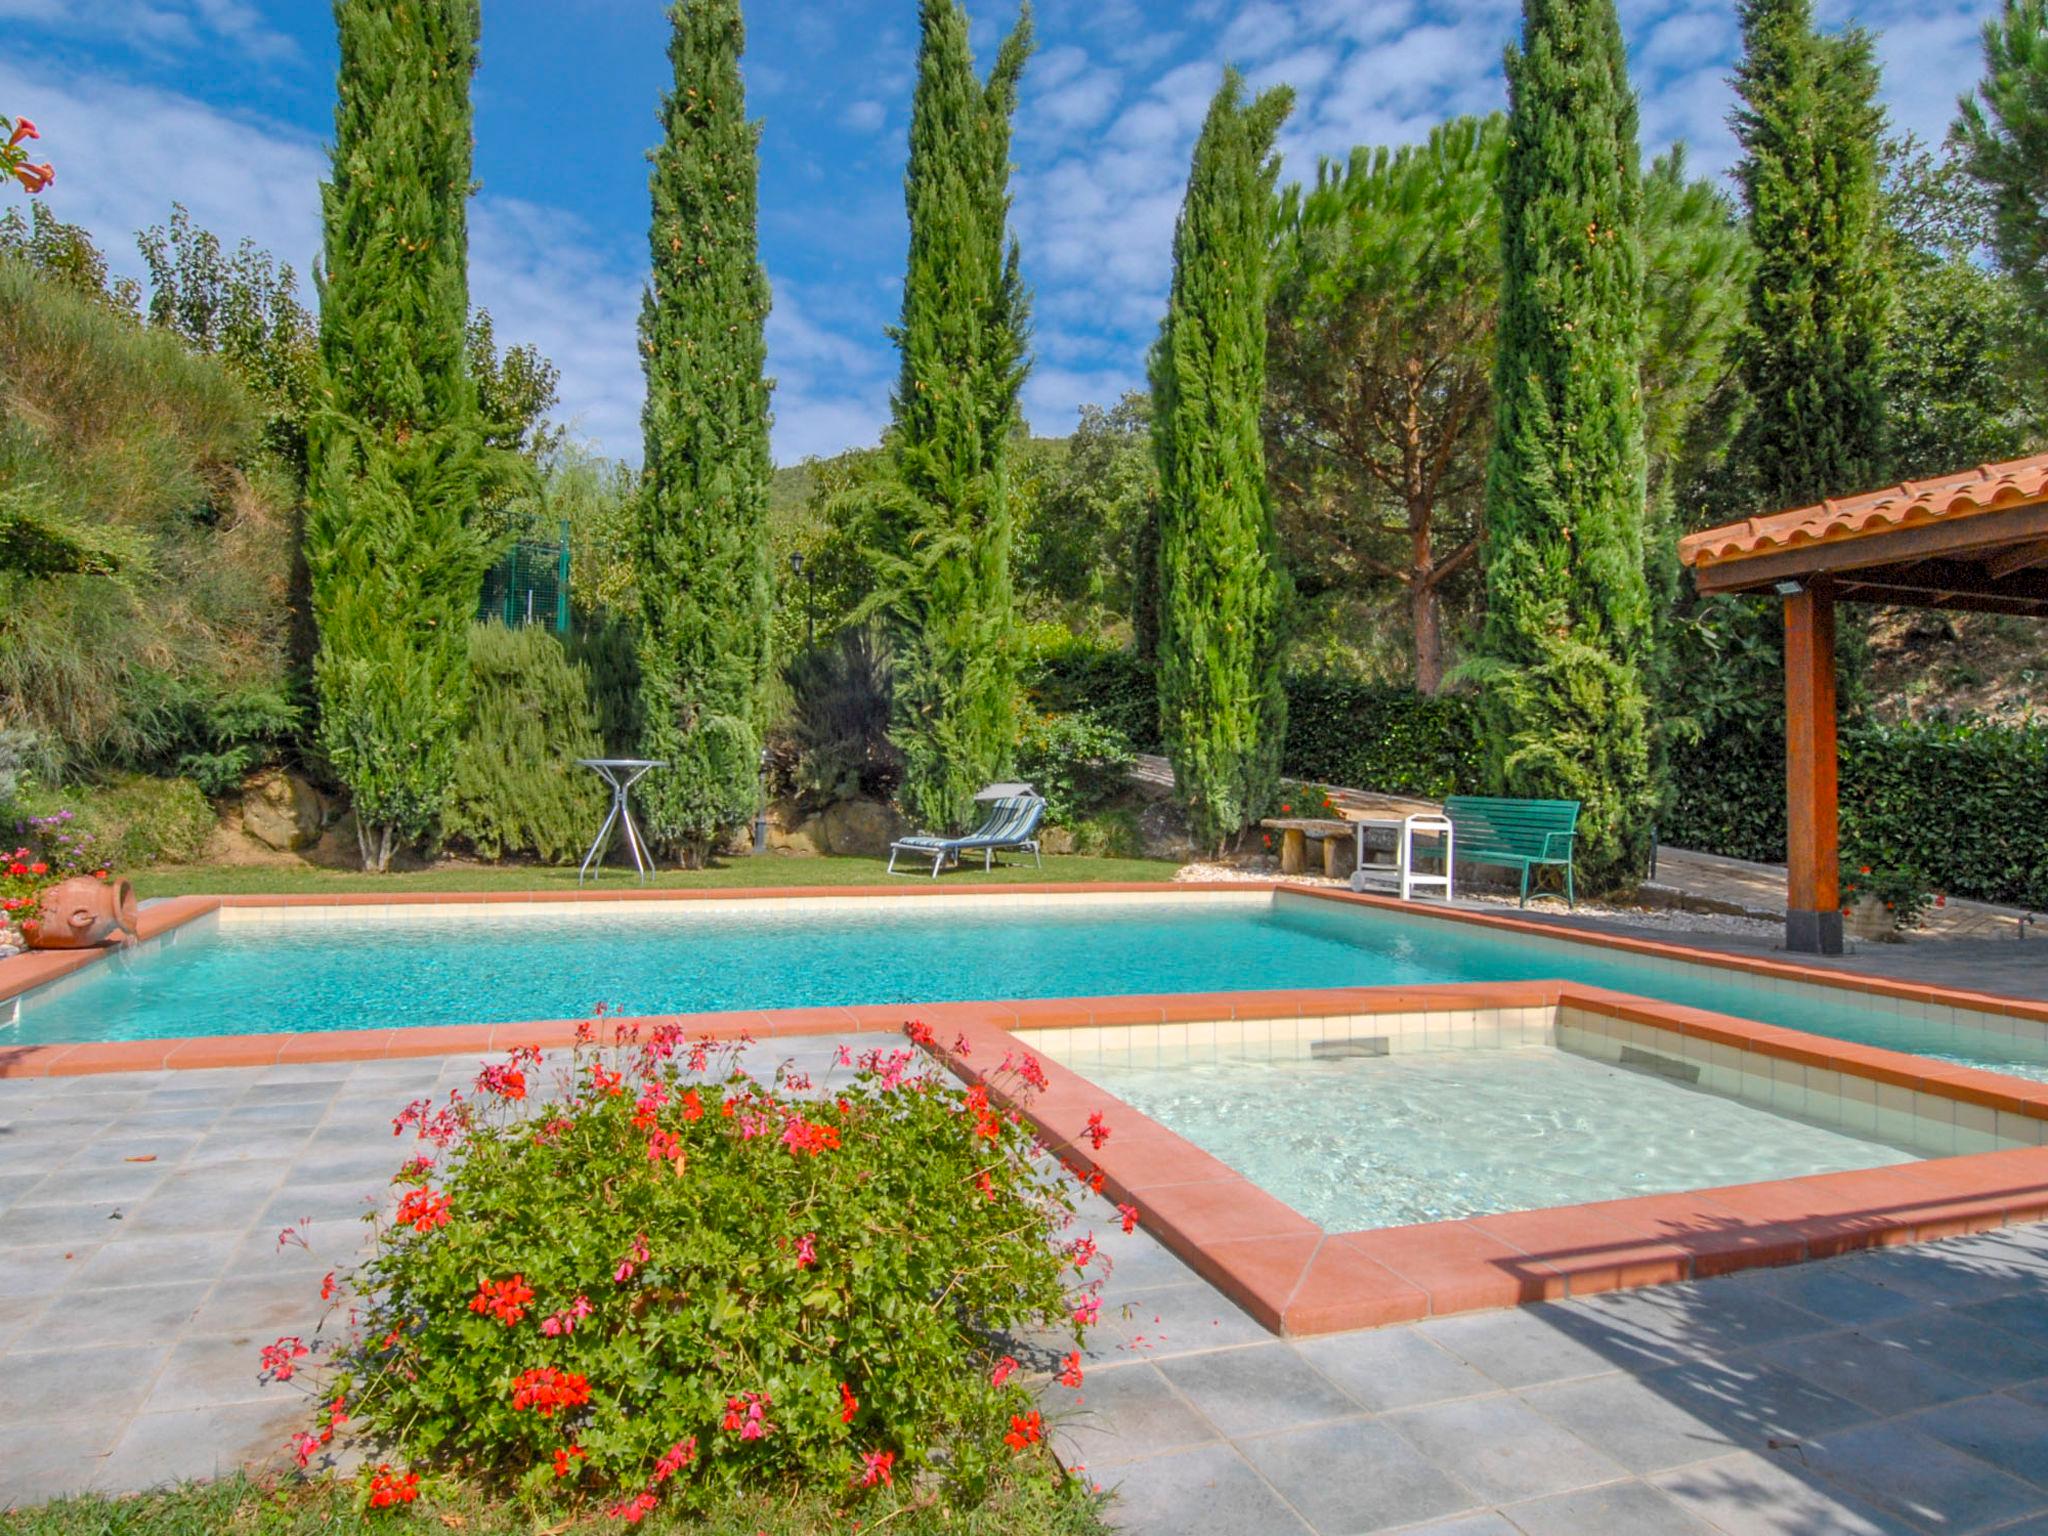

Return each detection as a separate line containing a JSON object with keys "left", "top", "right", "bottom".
{"left": 479, "top": 521, "right": 571, "bottom": 633}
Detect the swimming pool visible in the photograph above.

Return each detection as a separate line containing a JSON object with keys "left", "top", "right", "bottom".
{"left": 8, "top": 890, "right": 2047, "bottom": 1081}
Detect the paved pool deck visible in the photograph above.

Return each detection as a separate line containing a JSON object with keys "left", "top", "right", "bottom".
{"left": 8, "top": 1038, "right": 2048, "bottom": 1533}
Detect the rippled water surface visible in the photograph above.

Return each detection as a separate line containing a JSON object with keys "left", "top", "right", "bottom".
{"left": 1085, "top": 1047, "right": 1922, "bottom": 1231}
{"left": 17, "top": 893, "right": 2048, "bottom": 1080}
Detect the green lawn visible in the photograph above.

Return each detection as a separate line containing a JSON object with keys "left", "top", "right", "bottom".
{"left": 130, "top": 853, "right": 1183, "bottom": 899}
{"left": 0, "top": 1473, "right": 1111, "bottom": 1535}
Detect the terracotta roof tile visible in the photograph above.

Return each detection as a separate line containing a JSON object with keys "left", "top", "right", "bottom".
{"left": 1678, "top": 452, "right": 2048, "bottom": 568}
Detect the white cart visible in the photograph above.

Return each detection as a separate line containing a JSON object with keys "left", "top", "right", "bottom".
{"left": 1348, "top": 813, "right": 1455, "bottom": 903}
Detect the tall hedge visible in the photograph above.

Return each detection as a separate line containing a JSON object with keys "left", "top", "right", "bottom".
{"left": 1150, "top": 71, "right": 1295, "bottom": 852}
{"left": 1472, "top": 0, "right": 1653, "bottom": 892}
{"left": 1668, "top": 717, "right": 2048, "bottom": 909}
{"left": 445, "top": 623, "right": 604, "bottom": 863}
{"left": 875, "top": 0, "right": 1033, "bottom": 835}
{"left": 633, "top": 0, "right": 774, "bottom": 866}
{"left": 306, "top": 0, "right": 486, "bottom": 871}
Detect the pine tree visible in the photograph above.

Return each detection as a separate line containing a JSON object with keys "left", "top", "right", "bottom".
{"left": 1150, "top": 71, "right": 1294, "bottom": 853}
{"left": 1733, "top": 0, "right": 1888, "bottom": 508}
{"left": 873, "top": 0, "right": 1033, "bottom": 836}
{"left": 1471, "top": 0, "right": 1653, "bottom": 892}
{"left": 634, "top": 0, "right": 774, "bottom": 866}
{"left": 1958, "top": 0, "right": 2048, "bottom": 352}
{"left": 306, "top": 0, "right": 487, "bottom": 872}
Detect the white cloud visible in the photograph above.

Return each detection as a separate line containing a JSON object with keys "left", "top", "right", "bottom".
{"left": 0, "top": 0, "right": 298, "bottom": 65}
{"left": 840, "top": 99, "right": 887, "bottom": 134}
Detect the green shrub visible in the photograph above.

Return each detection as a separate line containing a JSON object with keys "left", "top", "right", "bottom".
{"left": 1021, "top": 631, "right": 1160, "bottom": 753}
{"left": 782, "top": 625, "right": 901, "bottom": 809}
{"left": 312, "top": 1029, "right": 1097, "bottom": 1520}
{"left": 1015, "top": 712, "right": 1136, "bottom": 825}
{"left": 1280, "top": 675, "right": 1482, "bottom": 799}
{"left": 1666, "top": 715, "right": 2048, "bottom": 909}
{"left": 1070, "top": 810, "right": 1142, "bottom": 858}
{"left": 567, "top": 618, "right": 643, "bottom": 757}
{"left": 18, "top": 773, "right": 214, "bottom": 867}
{"left": 443, "top": 624, "right": 605, "bottom": 864}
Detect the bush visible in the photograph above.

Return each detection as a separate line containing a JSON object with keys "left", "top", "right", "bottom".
{"left": 17, "top": 773, "right": 214, "bottom": 867}
{"left": 443, "top": 624, "right": 605, "bottom": 864}
{"left": 1015, "top": 712, "right": 1136, "bottom": 825}
{"left": 1666, "top": 714, "right": 2048, "bottom": 909}
{"left": 782, "top": 626, "right": 901, "bottom": 809}
{"left": 308, "top": 1028, "right": 1100, "bottom": 1521}
{"left": 1281, "top": 675, "right": 1482, "bottom": 799}
{"left": 1069, "top": 810, "right": 1143, "bottom": 858}
{"left": 1021, "top": 631, "right": 1160, "bottom": 753}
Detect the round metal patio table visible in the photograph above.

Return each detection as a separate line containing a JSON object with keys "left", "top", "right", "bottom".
{"left": 576, "top": 759, "right": 666, "bottom": 885}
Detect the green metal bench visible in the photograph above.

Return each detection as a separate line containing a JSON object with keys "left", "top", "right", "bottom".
{"left": 1441, "top": 796, "right": 1580, "bottom": 908}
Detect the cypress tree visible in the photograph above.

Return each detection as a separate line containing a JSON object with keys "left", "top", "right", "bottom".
{"left": 1472, "top": 0, "right": 1653, "bottom": 891}
{"left": 306, "top": 0, "right": 487, "bottom": 872}
{"left": 1958, "top": 0, "right": 2048, "bottom": 351}
{"left": 1733, "top": 0, "right": 1888, "bottom": 508}
{"left": 876, "top": 0, "right": 1033, "bottom": 836}
{"left": 1150, "top": 72, "right": 1294, "bottom": 853}
{"left": 634, "top": 0, "right": 774, "bottom": 866}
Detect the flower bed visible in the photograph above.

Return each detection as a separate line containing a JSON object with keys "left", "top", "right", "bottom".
{"left": 276, "top": 1020, "right": 1107, "bottom": 1522}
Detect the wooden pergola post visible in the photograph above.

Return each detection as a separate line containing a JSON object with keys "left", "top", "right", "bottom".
{"left": 1783, "top": 583, "right": 1843, "bottom": 954}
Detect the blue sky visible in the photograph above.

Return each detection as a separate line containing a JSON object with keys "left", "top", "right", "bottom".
{"left": 0, "top": 0, "right": 1995, "bottom": 466}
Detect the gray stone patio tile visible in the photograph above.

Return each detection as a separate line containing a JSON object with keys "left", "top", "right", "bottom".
{"left": 1650, "top": 1357, "right": 1875, "bottom": 1446}
{"left": 260, "top": 1178, "right": 384, "bottom": 1229}
{"left": 0, "top": 1241, "right": 101, "bottom": 1298}
{"left": 1384, "top": 1393, "right": 1625, "bottom": 1505}
{"left": 1955, "top": 1294, "right": 2048, "bottom": 1352}
{"left": 268, "top": 1143, "right": 402, "bottom": 1187}
{"left": 1096, "top": 1443, "right": 1312, "bottom": 1536}
{"left": 1796, "top": 1418, "right": 2046, "bottom": 1533}
{"left": 141, "top": 1332, "right": 287, "bottom": 1413}
{"left": 1156, "top": 1344, "right": 1362, "bottom": 1440}
{"left": 0, "top": 1343, "right": 171, "bottom": 1430}
{"left": 216, "top": 1100, "right": 336, "bottom": 1131}
{"left": 1040, "top": 1362, "right": 1218, "bottom": 1470}
{"left": 68, "top": 1230, "right": 237, "bottom": 1290}
{"left": 64, "top": 1132, "right": 202, "bottom": 1168}
{"left": 184, "top": 1271, "right": 331, "bottom": 1341}
{"left": 224, "top": 1225, "right": 369, "bottom": 1280}
{"left": 1520, "top": 1370, "right": 1739, "bottom": 1473}
{"left": 1904, "top": 1393, "right": 2048, "bottom": 1490}
{"left": 24, "top": 1279, "right": 212, "bottom": 1350}
{"left": 252, "top": 1062, "right": 354, "bottom": 1086}
{"left": 0, "top": 1292, "right": 44, "bottom": 1352}
{"left": 1291, "top": 1326, "right": 1493, "bottom": 1413}
{"left": 1742, "top": 1263, "right": 1927, "bottom": 1327}
{"left": 184, "top": 1125, "right": 316, "bottom": 1167}
{"left": 93, "top": 1397, "right": 299, "bottom": 1493}
{"left": 1, "top": 1199, "right": 137, "bottom": 1246}
{"left": 1240, "top": 1418, "right": 1479, "bottom": 1535}
{"left": 1555, "top": 1278, "right": 1832, "bottom": 1360}
{"left": 1099, "top": 1282, "right": 1272, "bottom": 1362}
{"left": 1651, "top": 1452, "right": 1917, "bottom": 1536}
{"left": 1847, "top": 1243, "right": 2039, "bottom": 1308}
{"left": 1773, "top": 1329, "right": 1986, "bottom": 1416}
{"left": 0, "top": 1168, "right": 45, "bottom": 1210}
{"left": 23, "top": 1162, "right": 170, "bottom": 1206}
{"left": 0, "top": 1416, "right": 123, "bottom": 1510}
{"left": 100, "top": 1106, "right": 227, "bottom": 1135}
{"left": 1499, "top": 1480, "right": 1717, "bottom": 1535}
{"left": 1384, "top": 1518, "right": 1518, "bottom": 1536}
{"left": 1418, "top": 1307, "right": 1627, "bottom": 1389}
{"left": 1862, "top": 1306, "right": 2048, "bottom": 1387}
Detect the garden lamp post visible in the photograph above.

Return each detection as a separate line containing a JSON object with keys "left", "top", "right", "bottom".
{"left": 789, "top": 550, "right": 815, "bottom": 647}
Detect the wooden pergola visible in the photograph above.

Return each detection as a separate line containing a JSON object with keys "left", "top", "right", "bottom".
{"left": 1679, "top": 453, "right": 2048, "bottom": 955}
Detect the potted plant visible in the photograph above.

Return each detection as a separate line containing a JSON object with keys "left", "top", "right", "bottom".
{"left": 1839, "top": 856, "right": 1939, "bottom": 941}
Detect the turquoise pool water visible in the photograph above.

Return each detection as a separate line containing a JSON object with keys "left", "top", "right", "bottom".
{"left": 1084, "top": 1047, "right": 1921, "bottom": 1231}
{"left": 11, "top": 894, "right": 2048, "bottom": 1079}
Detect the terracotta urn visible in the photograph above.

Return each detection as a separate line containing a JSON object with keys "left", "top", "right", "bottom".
{"left": 22, "top": 876, "right": 140, "bottom": 950}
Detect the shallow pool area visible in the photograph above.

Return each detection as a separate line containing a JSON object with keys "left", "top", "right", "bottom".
{"left": 1078, "top": 1045, "right": 1924, "bottom": 1232}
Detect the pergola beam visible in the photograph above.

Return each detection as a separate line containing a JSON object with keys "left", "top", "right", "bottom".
{"left": 1690, "top": 502, "right": 2048, "bottom": 594}
{"left": 1986, "top": 536, "right": 2048, "bottom": 579}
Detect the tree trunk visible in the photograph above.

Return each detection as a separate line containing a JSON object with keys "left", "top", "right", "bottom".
{"left": 1411, "top": 578, "right": 1445, "bottom": 695}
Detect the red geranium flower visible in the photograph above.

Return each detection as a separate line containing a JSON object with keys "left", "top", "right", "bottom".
{"left": 367, "top": 1465, "right": 419, "bottom": 1508}
{"left": 1004, "top": 1410, "right": 1043, "bottom": 1451}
